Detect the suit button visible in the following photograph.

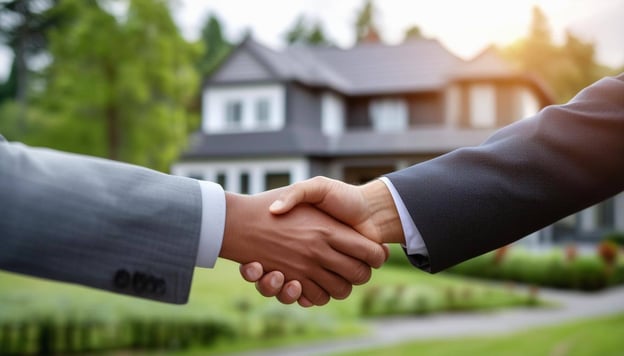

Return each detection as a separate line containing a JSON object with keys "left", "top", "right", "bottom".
{"left": 114, "top": 269, "right": 131, "bottom": 289}
{"left": 132, "top": 272, "right": 147, "bottom": 293}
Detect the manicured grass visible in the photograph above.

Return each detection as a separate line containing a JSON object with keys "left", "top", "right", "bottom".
{"left": 0, "top": 251, "right": 545, "bottom": 354}
{"left": 333, "top": 313, "right": 624, "bottom": 356}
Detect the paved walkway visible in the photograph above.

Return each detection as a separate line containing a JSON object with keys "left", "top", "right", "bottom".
{"left": 233, "top": 285, "right": 624, "bottom": 356}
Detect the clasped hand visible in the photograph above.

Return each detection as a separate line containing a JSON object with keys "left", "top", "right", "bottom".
{"left": 220, "top": 177, "right": 404, "bottom": 307}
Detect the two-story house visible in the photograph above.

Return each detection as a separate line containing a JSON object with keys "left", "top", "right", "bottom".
{"left": 173, "top": 36, "right": 624, "bottom": 245}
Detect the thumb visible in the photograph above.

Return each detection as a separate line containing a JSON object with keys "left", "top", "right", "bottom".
{"left": 269, "top": 177, "right": 331, "bottom": 215}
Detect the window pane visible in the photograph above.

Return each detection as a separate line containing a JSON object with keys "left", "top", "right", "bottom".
{"left": 265, "top": 173, "right": 290, "bottom": 190}
{"left": 369, "top": 99, "right": 408, "bottom": 132}
{"left": 469, "top": 84, "right": 496, "bottom": 128}
{"left": 225, "top": 101, "right": 243, "bottom": 129}
{"left": 256, "top": 99, "right": 270, "bottom": 126}
{"left": 216, "top": 173, "right": 226, "bottom": 188}
{"left": 240, "top": 173, "right": 250, "bottom": 194}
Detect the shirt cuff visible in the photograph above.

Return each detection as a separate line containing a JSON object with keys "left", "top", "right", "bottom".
{"left": 195, "top": 180, "right": 226, "bottom": 268}
{"left": 378, "top": 177, "right": 429, "bottom": 256}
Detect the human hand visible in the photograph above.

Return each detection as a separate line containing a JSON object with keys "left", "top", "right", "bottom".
{"left": 239, "top": 177, "right": 401, "bottom": 305}
{"left": 270, "top": 176, "right": 405, "bottom": 244}
{"left": 219, "top": 188, "right": 387, "bottom": 306}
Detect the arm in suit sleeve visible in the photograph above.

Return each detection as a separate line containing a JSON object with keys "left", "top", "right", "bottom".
{"left": 386, "top": 73, "right": 624, "bottom": 273}
{"left": 0, "top": 141, "right": 204, "bottom": 304}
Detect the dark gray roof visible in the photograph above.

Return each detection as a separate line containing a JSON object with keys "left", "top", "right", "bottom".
{"left": 209, "top": 37, "right": 534, "bottom": 96}
{"left": 182, "top": 127, "right": 496, "bottom": 159}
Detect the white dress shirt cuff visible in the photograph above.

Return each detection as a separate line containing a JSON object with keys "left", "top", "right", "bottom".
{"left": 379, "top": 177, "right": 429, "bottom": 256}
{"left": 195, "top": 180, "right": 226, "bottom": 268}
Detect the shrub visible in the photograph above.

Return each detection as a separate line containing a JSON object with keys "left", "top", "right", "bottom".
{"left": 604, "top": 231, "right": 624, "bottom": 246}
{"left": 597, "top": 240, "right": 619, "bottom": 266}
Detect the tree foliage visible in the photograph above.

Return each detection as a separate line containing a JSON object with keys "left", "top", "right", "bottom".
{"left": 503, "top": 6, "right": 613, "bottom": 103}
{"left": 355, "top": 0, "right": 381, "bottom": 43}
{"left": 284, "top": 15, "right": 332, "bottom": 46}
{"left": 34, "top": 0, "right": 197, "bottom": 171}
{"left": 197, "top": 14, "right": 231, "bottom": 76}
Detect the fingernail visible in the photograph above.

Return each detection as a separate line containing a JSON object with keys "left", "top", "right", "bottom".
{"left": 286, "top": 284, "right": 298, "bottom": 298}
{"left": 270, "top": 200, "right": 284, "bottom": 211}
{"left": 270, "top": 275, "right": 281, "bottom": 289}
{"left": 248, "top": 267, "right": 261, "bottom": 280}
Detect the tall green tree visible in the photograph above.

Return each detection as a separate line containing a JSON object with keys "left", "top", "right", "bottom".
{"left": 504, "top": 5, "right": 605, "bottom": 103}
{"left": 0, "top": 0, "right": 62, "bottom": 121}
{"left": 38, "top": 0, "right": 197, "bottom": 171}
{"left": 197, "top": 14, "right": 231, "bottom": 76}
{"left": 284, "top": 15, "right": 332, "bottom": 46}
{"left": 403, "top": 25, "right": 424, "bottom": 42}
{"left": 355, "top": 0, "right": 381, "bottom": 43}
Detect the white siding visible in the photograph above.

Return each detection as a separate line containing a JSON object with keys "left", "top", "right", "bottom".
{"left": 321, "top": 92, "right": 345, "bottom": 136}
{"left": 203, "top": 84, "right": 286, "bottom": 133}
{"left": 469, "top": 84, "right": 496, "bottom": 128}
{"left": 369, "top": 98, "right": 408, "bottom": 132}
{"left": 172, "top": 158, "right": 309, "bottom": 195}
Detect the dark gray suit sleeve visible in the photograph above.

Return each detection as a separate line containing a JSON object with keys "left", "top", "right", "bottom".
{"left": 0, "top": 142, "right": 203, "bottom": 304}
{"left": 386, "top": 73, "right": 624, "bottom": 273}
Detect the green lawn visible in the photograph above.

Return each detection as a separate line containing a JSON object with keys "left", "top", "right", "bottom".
{"left": 0, "top": 253, "right": 546, "bottom": 354}
{"left": 334, "top": 313, "right": 624, "bottom": 356}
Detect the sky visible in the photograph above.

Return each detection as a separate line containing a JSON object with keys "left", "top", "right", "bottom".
{"left": 0, "top": 0, "right": 623, "bottom": 80}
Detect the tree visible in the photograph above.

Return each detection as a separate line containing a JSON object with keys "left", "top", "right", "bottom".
{"left": 503, "top": 5, "right": 605, "bottom": 103}
{"left": 0, "top": 0, "right": 63, "bottom": 123}
{"left": 403, "top": 25, "right": 424, "bottom": 42}
{"left": 284, "top": 15, "right": 331, "bottom": 46}
{"left": 37, "top": 0, "right": 198, "bottom": 171}
{"left": 197, "top": 14, "right": 231, "bottom": 76}
{"left": 355, "top": 0, "right": 381, "bottom": 43}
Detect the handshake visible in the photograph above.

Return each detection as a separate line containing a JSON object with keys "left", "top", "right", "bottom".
{"left": 218, "top": 177, "right": 407, "bottom": 307}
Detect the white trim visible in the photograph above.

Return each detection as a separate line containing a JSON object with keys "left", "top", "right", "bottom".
{"left": 444, "top": 85, "right": 461, "bottom": 128}
{"left": 469, "top": 84, "right": 496, "bottom": 128}
{"left": 203, "top": 84, "right": 286, "bottom": 133}
{"left": 321, "top": 92, "right": 345, "bottom": 136}
{"left": 173, "top": 158, "right": 309, "bottom": 194}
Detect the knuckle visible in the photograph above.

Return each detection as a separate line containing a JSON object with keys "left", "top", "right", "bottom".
{"left": 352, "top": 264, "right": 372, "bottom": 285}
{"left": 332, "top": 283, "right": 353, "bottom": 300}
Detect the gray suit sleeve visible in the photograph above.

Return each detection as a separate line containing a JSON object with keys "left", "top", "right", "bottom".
{"left": 387, "top": 73, "right": 624, "bottom": 273}
{"left": 0, "top": 142, "right": 203, "bottom": 304}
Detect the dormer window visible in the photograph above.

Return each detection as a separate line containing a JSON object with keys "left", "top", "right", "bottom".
{"left": 203, "top": 84, "right": 285, "bottom": 133}
{"left": 225, "top": 100, "right": 243, "bottom": 129}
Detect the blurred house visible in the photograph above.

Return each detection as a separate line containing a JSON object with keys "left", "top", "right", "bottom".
{"left": 173, "top": 37, "right": 624, "bottom": 245}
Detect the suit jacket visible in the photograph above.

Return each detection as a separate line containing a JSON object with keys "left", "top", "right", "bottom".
{"left": 387, "top": 73, "right": 624, "bottom": 273}
{"left": 0, "top": 139, "right": 202, "bottom": 304}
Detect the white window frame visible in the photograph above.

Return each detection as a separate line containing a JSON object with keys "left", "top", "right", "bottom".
{"left": 469, "top": 84, "right": 496, "bottom": 128}
{"left": 369, "top": 98, "right": 408, "bottom": 132}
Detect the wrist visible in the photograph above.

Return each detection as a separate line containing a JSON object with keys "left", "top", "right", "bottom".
{"left": 360, "top": 179, "right": 405, "bottom": 244}
{"left": 219, "top": 192, "right": 247, "bottom": 263}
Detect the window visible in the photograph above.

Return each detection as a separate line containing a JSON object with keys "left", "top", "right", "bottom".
{"left": 265, "top": 173, "right": 290, "bottom": 190}
{"left": 216, "top": 173, "right": 227, "bottom": 188}
{"left": 256, "top": 99, "right": 270, "bottom": 127}
{"left": 469, "top": 84, "right": 496, "bottom": 128}
{"left": 369, "top": 99, "right": 408, "bottom": 132}
{"left": 225, "top": 101, "right": 243, "bottom": 129}
{"left": 240, "top": 172, "right": 250, "bottom": 194}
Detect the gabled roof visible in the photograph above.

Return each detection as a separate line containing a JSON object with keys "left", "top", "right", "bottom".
{"left": 208, "top": 37, "right": 540, "bottom": 96}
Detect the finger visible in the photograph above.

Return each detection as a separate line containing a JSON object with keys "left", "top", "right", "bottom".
{"left": 254, "top": 271, "right": 285, "bottom": 297}
{"left": 298, "top": 296, "right": 314, "bottom": 308}
{"left": 276, "top": 280, "right": 303, "bottom": 304}
{"left": 300, "top": 278, "right": 331, "bottom": 306}
{"left": 328, "top": 225, "right": 387, "bottom": 269}
{"left": 319, "top": 247, "right": 373, "bottom": 286}
{"left": 269, "top": 177, "right": 333, "bottom": 215}
{"left": 311, "top": 267, "right": 354, "bottom": 300}
{"left": 381, "top": 244, "right": 390, "bottom": 264}
{"left": 239, "top": 262, "right": 264, "bottom": 282}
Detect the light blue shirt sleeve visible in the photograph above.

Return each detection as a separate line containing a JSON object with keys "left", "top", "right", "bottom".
{"left": 195, "top": 181, "right": 226, "bottom": 268}
{"left": 379, "top": 177, "right": 429, "bottom": 256}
